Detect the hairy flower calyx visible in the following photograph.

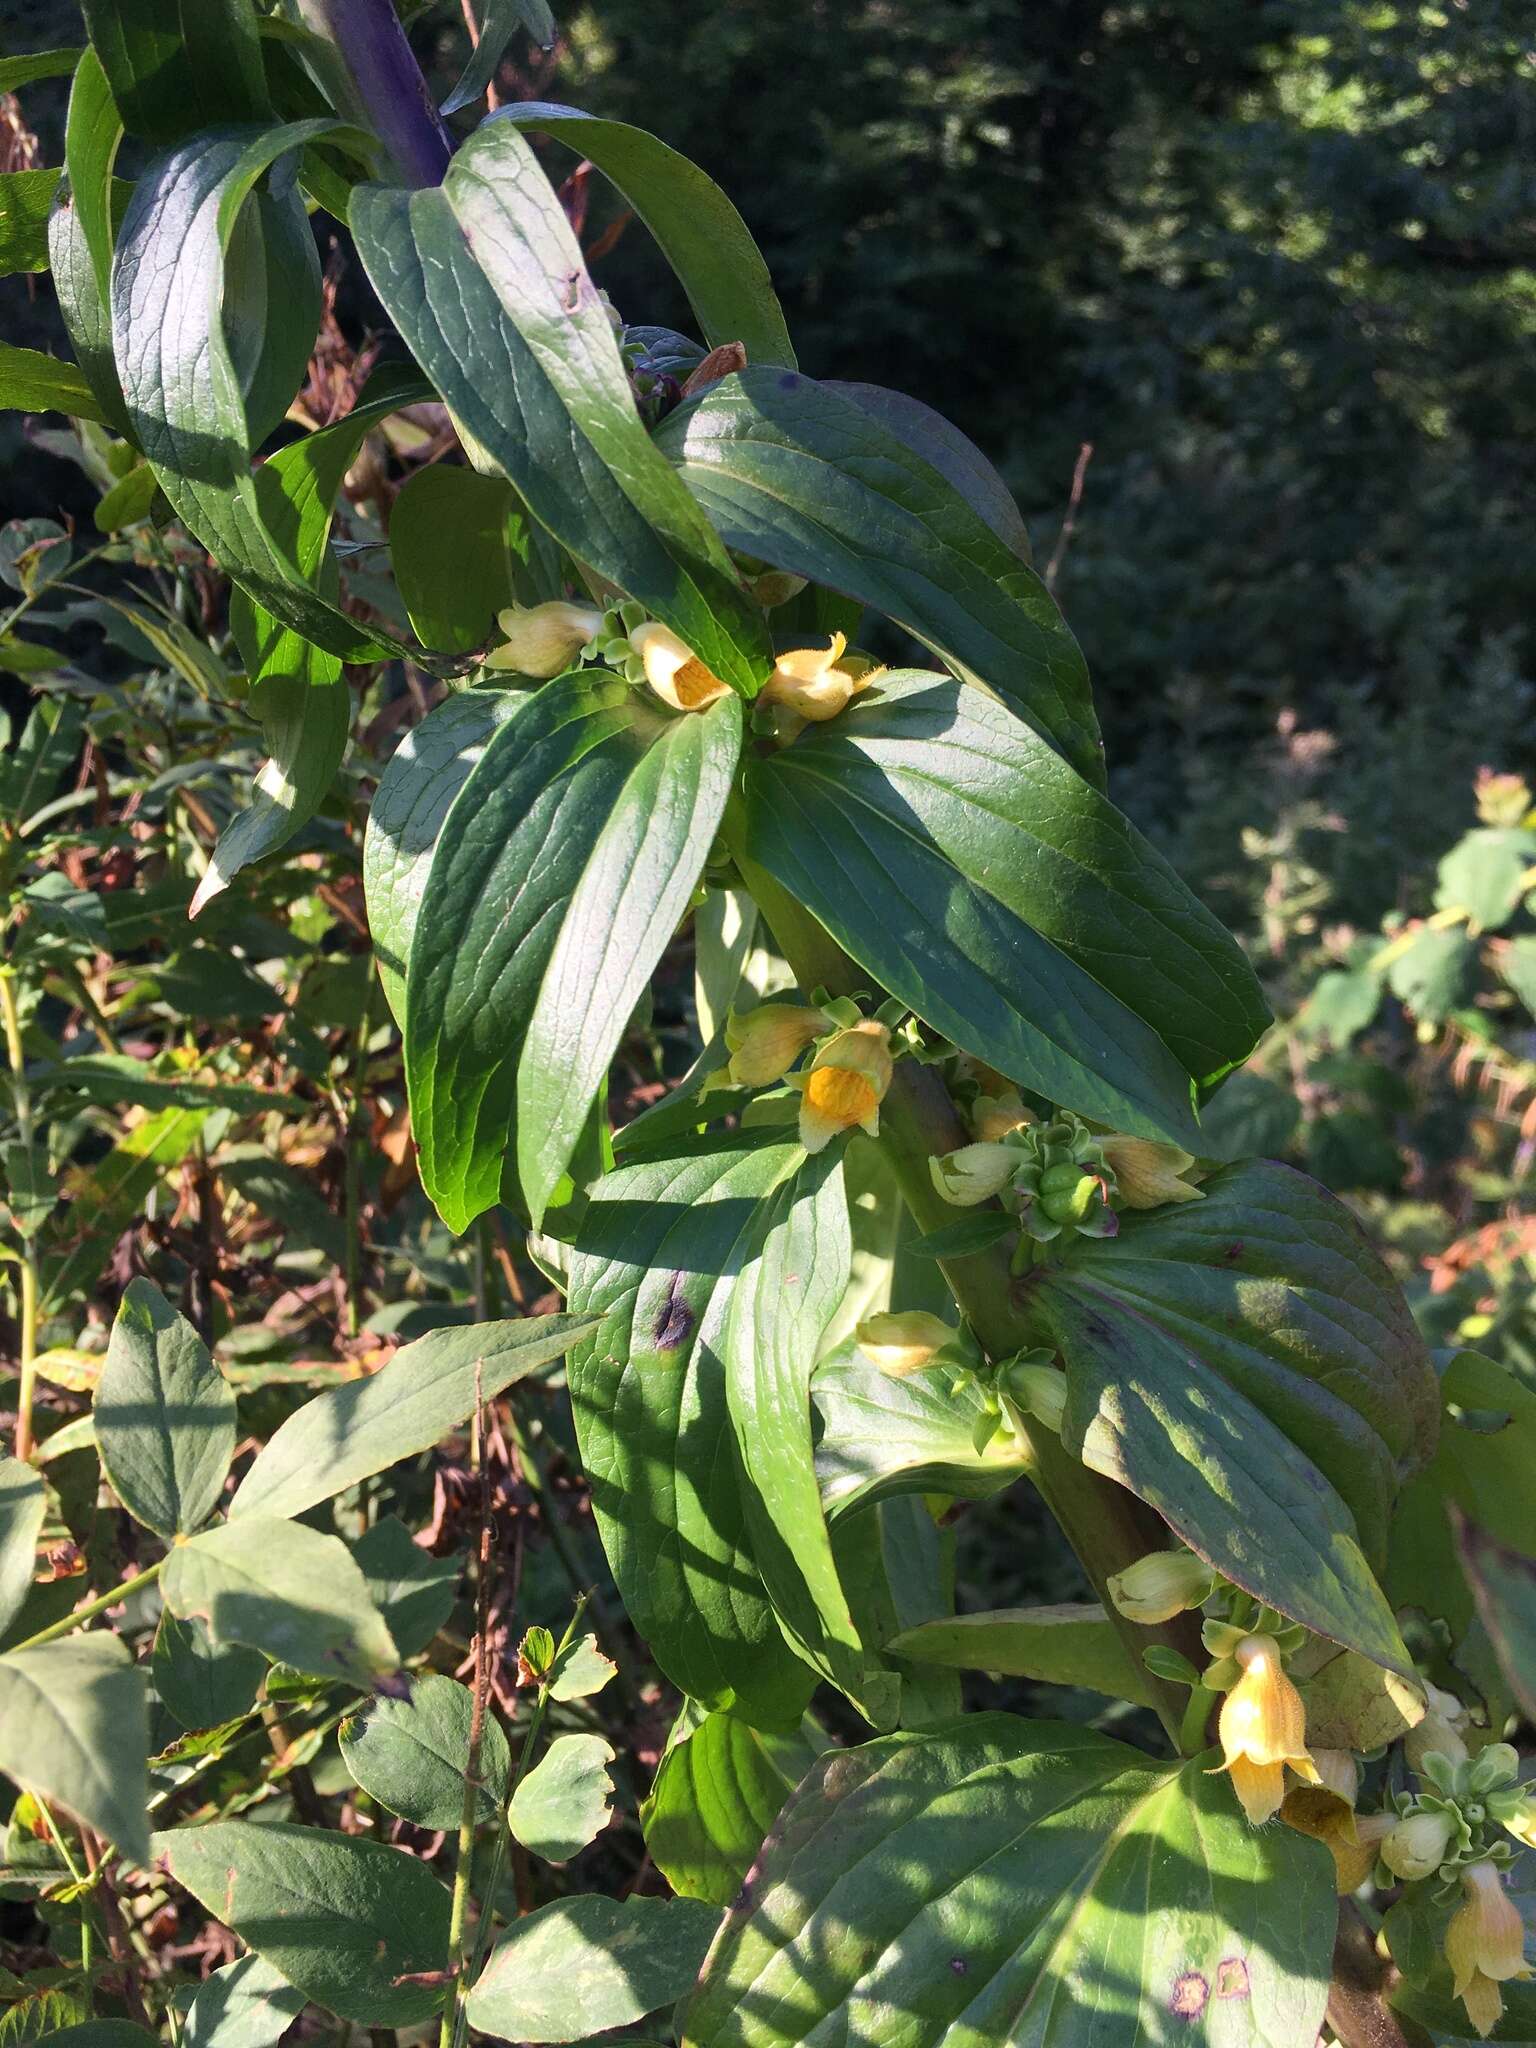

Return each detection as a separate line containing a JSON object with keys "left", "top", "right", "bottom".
{"left": 485, "top": 600, "right": 604, "bottom": 678}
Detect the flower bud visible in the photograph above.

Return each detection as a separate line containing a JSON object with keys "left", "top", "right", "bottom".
{"left": 1405, "top": 1683, "right": 1471, "bottom": 1773}
{"left": 1108, "top": 1549, "right": 1216, "bottom": 1626}
{"left": 1099, "top": 1134, "right": 1204, "bottom": 1210}
{"left": 746, "top": 569, "right": 808, "bottom": 608}
{"left": 971, "top": 1090, "right": 1035, "bottom": 1142}
{"left": 723, "top": 1002, "right": 829, "bottom": 1088}
{"left": 795, "top": 1020, "right": 893, "bottom": 1153}
{"left": 1475, "top": 768, "right": 1533, "bottom": 829}
{"left": 486, "top": 600, "right": 603, "bottom": 678}
{"left": 855, "top": 1310, "right": 956, "bottom": 1378}
{"left": 1380, "top": 1808, "right": 1458, "bottom": 1882}
{"left": 929, "top": 1141, "right": 1020, "bottom": 1207}
{"left": 628, "top": 621, "right": 732, "bottom": 710}
{"left": 1446, "top": 1861, "right": 1532, "bottom": 2039}
{"left": 760, "top": 631, "right": 872, "bottom": 722}
{"left": 1000, "top": 1356, "right": 1066, "bottom": 1434}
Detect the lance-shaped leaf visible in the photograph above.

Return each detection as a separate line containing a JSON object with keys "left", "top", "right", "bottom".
{"left": 230, "top": 1313, "right": 597, "bottom": 1520}
{"left": 94, "top": 1278, "right": 237, "bottom": 1538}
{"left": 657, "top": 371, "right": 1100, "bottom": 780}
{"left": 441, "top": 2, "right": 556, "bottom": 115}
{"left": 0, "top": 1635, "right": 150, "bottom": 1865}
{"left": 683, "top": 1717, "right": 1335, "bottom": 2048}
{"left": 80, "top": 0, "right": 268, "bottom": 145}
{"left": 494, "top": 104, "right": 795, "bottom": 366}
{"left": 1038, "top": 1285, "right": 1414, "bottom": 1677}
{"left": 644, "top": 1706, "right": 820, "bottom": 1907}
{"left": 161, "top": 1516, "right": 400, "bottom": 1686}
{"left": 49, "top": 48, "right": 129, "bottom": 435}
{"left": 194, "top": 368, "right": 431, "bottom": 914}
{"left": 406, "top": 676, "right": 740, "bottom": 1230}
{"left": 468, "top": 1894, "right": 721, "bottom": 2044}
{"left": 0, "top": 344, "right": 105, "bottom": 420}
{"left": 743, "top": 675, "right": 1267, "bottom": 1143}
{"left": 111, "top": 123, "right": 416, "bottom": 665}
{"left": 154, "top": 1820, "right": 452, "bottom": 2026}
{"left": 364, "top": 688, "right": 523, "bottom": 1026}
{"left": 884, "top": 1605, "right": 1158, "bottom": 1708}
{"left": 0, "top": 1459, "right": 43, "bottom": 1638}
{"left": 1032, "top": 1160, "right": 1438, "bottom": 1548}
{"left": 813, "top": 1345, "right": 1028, "bottom": 1520}
{"left": 725, "top": 1150, "right": 895, "bottom": 1727}
{"left": 350, "top": 117, "right": 770, "bottom": 695}
{"left": 566, "top": 1135, "right": 817, "bottom": 1728}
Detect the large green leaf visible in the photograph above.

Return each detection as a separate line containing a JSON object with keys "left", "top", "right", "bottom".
{"left": 495, "top": 104, "right": 795, "bottom": 366}
{"left": 350, "top": 118, "right": 770, "bottom": 695}
{"left": 388, "top": 464, "right": 523, "bottom": 654}
{"left": 80, "top": 0, "right": 268, "bottom": 144}
{"left": 812, "top": 1345, "right": 1028, "bottom": 1520}
{"left": 516, "top": 692, "right": 743, "bottom": 1224}
{"left": 153, "top": 1820, "right": 451, "bottom": 2026}
{"left": 50, "top": 48, "right": 129, "bottom": 435}
{"left": 339, "top": 1674, "right": 512, "bottom": 1830}
{"left": 0, "top": 1458, "right": 44, "bottom": 1639}
{"left": 0, "top": 1636, "right": 150, "bottom": 1865}
{"left": 161, "top": 1516, "right": 400, "bottom": 1686}
{"left": 565, "top": 1135, "right": 817, "bottom": 1727}
{"left": 468, "top": 1894, "right": 721, "bottom": 2044}
{"left": 111, "top": 123, "right": 412, "bottom": 666}
{"left": 656, "top": 372, "right": 1100, "bottom": 779}
{"left": 1037, "top": 1284, "right": 1414, "bottom": 1677}
{"left": 405, "top": 676, "right": 738, "bottom": 1230}
{"left": 508, "top": 1732, "right": 617, "bottom": 1862}
{"left": 725, "top": 1150, "right": 895, "bottom": 1727}
{"left": 180, "top": 1954, "right": 306, "bottom": 2048}
{"left": 743, "top": 674, "right": 1267, "bottom": 1142}
{"left": 644, "top": 1706, "right": 819, "bottom": 1907}
{"left": 683, "top": 1717, "right": 1335, "bottom": 2048}
{"left": 884, "top": 1605, "right": 1157, "bottom": 1708}
{"left": 1033, "top": 1159, "right": 1438, "bottom": 1545}
{"left": 94, "top": 1278, "right": 237, "bottom": 1539}
{"left": 825, "top": 380, "right": 1033, "bottom": 559}
{"left": 363, "top": 687, "right": 523, "bottom": 1025}
{"left": 230, "top": 1313, "right": 597, "bottom": 1520}
{"left": 0, "top": 344, "right": 105, "bottom": 421}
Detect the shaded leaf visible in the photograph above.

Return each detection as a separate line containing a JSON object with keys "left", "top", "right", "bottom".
{"left": 94, "top": 1278, "right": 237, "bottom": 1539}
{"left": 508, "top": 1732, "right": 616, "bottom": 1861}
{"left": 350, "top": 1516, "right": 459, "bottom": 1660}
{"left": 812, "top": 1346, "right": 1026, "bottom": 1520}
{"left": 151, "top": 1609, "right": 266, "bottom": 1734}
{"left": 883, "top": 1605, "right": 1158, "bottom": 1709}
{"left": 340, "top": 1673, "right": 510, "bottom": 1829}
{"left": 0, "top": 1460, "right": 44, "bottom": 1640}
{"left": 644, "top": 1708, "right": 817, "bottom": 1908}
{"left": 0, "top": 1635, "right": 150, "bottom": 1864}
{"left": 179, "top": 1954, "right": 306, "bottom": 2048}
{"left": 468, "top": 1894, "right": 720, "bottom": 2044}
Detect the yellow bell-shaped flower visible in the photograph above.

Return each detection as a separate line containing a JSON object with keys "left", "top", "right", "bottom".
{"left": 629, "top": 621, "right": 732, "bottom": 711}
{"left": 1446, "top": 1861, "right": 1532, "bottom": 2039}
{"left": 1214, "top": 1633, "right": 1320, "bottom": 1825}
{"left": 795, "top": 1020, "right": 893, "bottom": 1153}
{"left": 723, "top": 1002, "right": 829, "bottom": 1088}
{"left": 759, "top": 632, "right": 876, "bottom": 723}
{"left": 1100, "top": 1134, "right": 1204, "bottom": 1209}
{"left": 855, "top": 1309, "right": 955, "bottom": 1377}
{"left": 485, "top": 600, "right": 604, "bottom": 678}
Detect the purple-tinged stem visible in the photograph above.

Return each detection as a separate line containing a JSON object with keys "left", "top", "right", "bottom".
{"left": 294, "top": 0, "right": 453, "bottom": 188}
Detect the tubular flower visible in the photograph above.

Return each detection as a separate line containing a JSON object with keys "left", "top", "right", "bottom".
{"left": 1446, "top": 1862, "right": 1532, "bottom": 2039}
{"left": 760, "top": 631, "right": 877, "bottom": 722}
{"left": 855, "top": 1310, "right": 956, "bottom": 1378}
{"left": 1107, "top": 1548, "right": 1217, "bottom": 1626}
{"left": 723, "top": 1002, "right": 829, "bottom": 1088}
{"left": 1281, "top": 1751, "right": 1376, "bottom": 1890}
{"left": 1381, "top": 1808, "right": 1459, "bottom": 1883}
{"left": 794, "top": 1020, "right": 893, "bottom": 1153}
{"left": 1214, "top": 1633, "right": 1320, "bottom": 1825}
{"left": 930, "top": 1140, "right": 1022, "bottom": 1207}
{"left": 485, "top": 600, "right": 604, "bottom": 678}
{"left": 1099, "top": 1134, "right": 1204, "bottom": 1210}
{"left": 628, "top": 621, "right": 732, "bottom": 711}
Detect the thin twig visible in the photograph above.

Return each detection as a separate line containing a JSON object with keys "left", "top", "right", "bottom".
{"left": 1044, "top": 440, "right": 1094, "bottom": 594}
{"left": 439, "top": 1364, "right": 492, "bottom": 2048}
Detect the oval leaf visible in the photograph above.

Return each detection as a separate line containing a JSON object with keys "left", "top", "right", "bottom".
{"left": 468, "top": 1894, "right": 721, "bottom": 2044}
{"left": 94, "top": 1277, "right": 237, "bottom": 1539}
{"left": 0, "top": 1635, "right": 150, "bottom": 1865}
{"left": 340, "top": 1674, "right": 511, "bottom": 1830}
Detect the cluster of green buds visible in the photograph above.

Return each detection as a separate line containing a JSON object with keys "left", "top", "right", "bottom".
{"left": 1381, "top": 1743, "right": 1536, "bottom": 1887}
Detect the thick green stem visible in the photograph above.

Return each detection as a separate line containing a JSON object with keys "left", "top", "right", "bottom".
{"left": 12, "top": 1558, "right": 165, "bottom": 1651}
{"left": 2, "top": 969, "right": 41, "bottom": 1463}
{"left": 738, "top": 848, "right": 1206, "bottom": 1747}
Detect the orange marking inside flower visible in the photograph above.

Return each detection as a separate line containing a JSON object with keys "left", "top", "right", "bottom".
{"left": 805, "top": 1066, "right": 878, "bottom": 1128}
